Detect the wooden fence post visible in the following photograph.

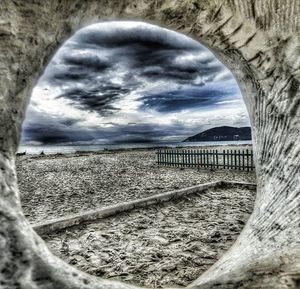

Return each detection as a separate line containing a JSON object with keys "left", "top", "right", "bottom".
{"left": 156, "top": 148, "right": 254, "bottom": 172}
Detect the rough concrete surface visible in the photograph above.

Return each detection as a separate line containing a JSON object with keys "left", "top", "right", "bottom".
{"left": 0, "top": 1, "right": 299, "bottom": 288}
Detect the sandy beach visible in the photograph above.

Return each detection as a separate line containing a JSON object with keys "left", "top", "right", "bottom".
{"left": 43, "top": 185, "right": 255, "bottom": 288}
{"left": 17, "top": 146, "right": 256, "bottom": 223}
{"left": 16, "top": 146, "right": 257, "bottom": 288}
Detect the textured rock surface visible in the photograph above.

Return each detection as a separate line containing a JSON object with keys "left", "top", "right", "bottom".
{"left": 0, "top": 0, "right": 299, "bottom": 288}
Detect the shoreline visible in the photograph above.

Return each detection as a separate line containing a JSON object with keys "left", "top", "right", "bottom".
{"left": 17, "top": 143, "right": 253, "bottom": 156}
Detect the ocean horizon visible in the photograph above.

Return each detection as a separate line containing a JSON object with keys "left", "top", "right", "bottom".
{"left": 18, "top": 140, "right": 252, "bottom": 155}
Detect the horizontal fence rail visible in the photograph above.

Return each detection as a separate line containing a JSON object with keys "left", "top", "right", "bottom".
{"left": 156, "top": 149, "right": 255, "bottom": 172}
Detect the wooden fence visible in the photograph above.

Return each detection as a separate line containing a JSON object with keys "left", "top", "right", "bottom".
{"left": 156, "top": 149, "right": 255, "bottom": 172}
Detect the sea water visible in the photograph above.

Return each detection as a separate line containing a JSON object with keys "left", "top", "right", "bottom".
{"left": 17, "top": 140, "right": 252, "bottom": 155}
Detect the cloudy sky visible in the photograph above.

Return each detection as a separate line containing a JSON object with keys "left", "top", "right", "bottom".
{"left": 21, "top": 21, "right": 250, "bottom": 145}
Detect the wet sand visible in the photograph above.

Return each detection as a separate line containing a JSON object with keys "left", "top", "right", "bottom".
{"left": 17, "top": 147, "right": 256, "bottom": 223}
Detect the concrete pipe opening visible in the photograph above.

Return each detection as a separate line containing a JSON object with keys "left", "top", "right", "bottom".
{"left": 17, "top": 20, "right": 256, "bottom": 288}
{"left": 0, "top": 1, "right": 299, "bottom": 289}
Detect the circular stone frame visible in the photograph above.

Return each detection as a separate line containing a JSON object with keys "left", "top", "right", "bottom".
{"left": 0, "top": 1, "right": 299, "bottom": 288}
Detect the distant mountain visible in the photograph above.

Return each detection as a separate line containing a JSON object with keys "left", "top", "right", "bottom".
{"left": 183, "top": 126, "right": 251, "bottom": 142}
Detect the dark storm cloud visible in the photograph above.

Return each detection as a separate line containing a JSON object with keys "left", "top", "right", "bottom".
{"left": 74, "top": 23, "right": 200, "bottom": 50}
{"left": 140, "top": 87, "right": 233, "bottom": 113}
{"left": 56, "top": 85, "right": 131, "bottom": 115}
{"left": 23, "top": 124, "right": 93, "bottom": 144}
{"left": 39, "top": 22, "right": 229, "bottom": 116}
{"left": 63, "top": 53, "right": 110, "bottom": 70}
{"left": 22, "top": 119, "right": 192, "bottom": 145}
